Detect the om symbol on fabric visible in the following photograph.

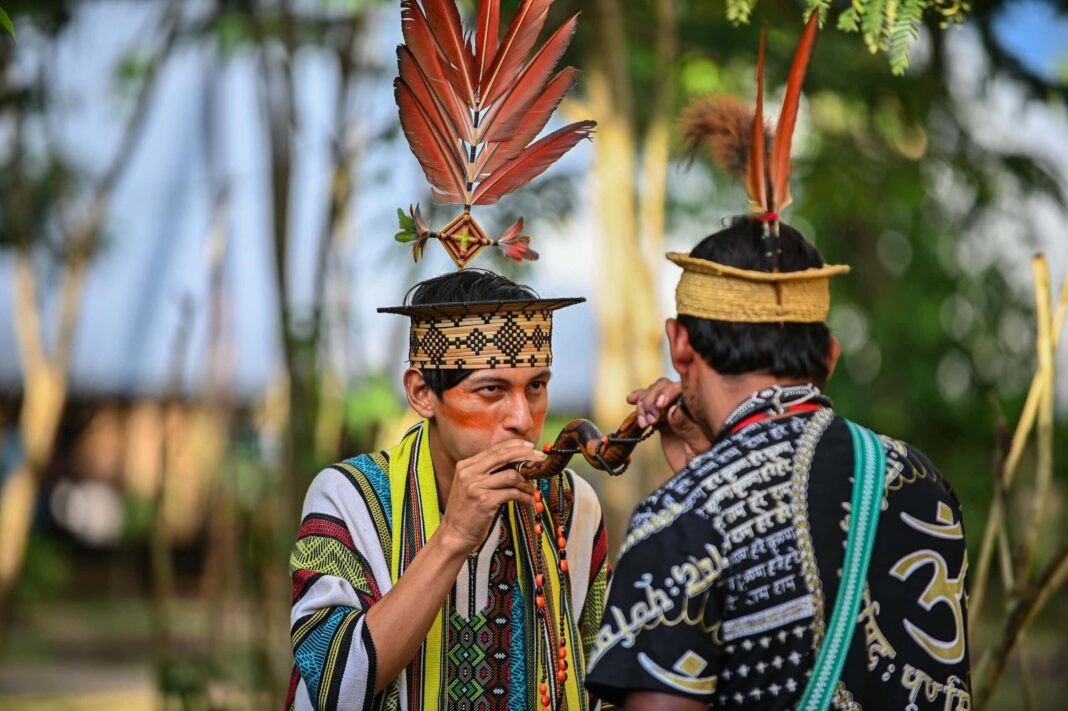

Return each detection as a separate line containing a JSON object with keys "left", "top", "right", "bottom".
{"left": 890, "top": 502, "right": 968, "bottom": 665}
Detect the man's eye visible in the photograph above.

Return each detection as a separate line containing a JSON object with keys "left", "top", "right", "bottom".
{"left": 479, "top": 385, "right": 501, "bottom": 394}
{"left": 529, "top": 381, "right": 546, "bottom": 391}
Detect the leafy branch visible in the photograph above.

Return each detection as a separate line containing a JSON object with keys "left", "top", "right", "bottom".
{"left": 725, "top": 0, "right": 971, "bottom": 75}
{"left": 0, "top": 5, "right": 14, "bottom": 41}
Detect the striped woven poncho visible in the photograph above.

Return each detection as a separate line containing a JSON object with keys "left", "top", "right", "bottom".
{"left": 287, "top": 421, "right": 610, "bottom": 710}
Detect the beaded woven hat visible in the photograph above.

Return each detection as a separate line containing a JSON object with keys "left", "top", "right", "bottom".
{"left": 671, "top": 14, "right": 849, "bottom": 324}
{"left": 381, "top": 0, "right": 593, "bottom": 369}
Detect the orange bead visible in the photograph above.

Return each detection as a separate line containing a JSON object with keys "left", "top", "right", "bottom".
{"left": 560, "top": 560, "right": 569, "bottom": 573}
{"left": 559, "top": 659, "right": 568, "bottom": 671}
{"left": 533, "top": 489, "right": 542, "bottom": 502}
{"left": 558, "top": 647, "right": 568, "bottom": 660}
{"left": 543, "top": 443, "right": 552, "bottom": 453}
{"left": 541, "top": 695, "right": 551, "bottom": 706}
{"left": 557, "top": 526, "right": 565, "bottom": 537}
{"left": 535, "top": 573, "right": 544, "bottom": 587}
{"left": 543, "top": 706, "right": 551, "bottom": 711}
{"left": 540, "top": 683, "right": 548, "bottom": 694}
{"left": 534, "top": 524, "right": 543, "bottom": 536}
{"left": 600, "top": 436, "right": 609, "bottom": 444}
{"left": 534, "top": 502, "right": 544, "bottom": 514}
{"left": 556, "top": 670, "right": 567, "bottom": 682}
{"left": 536, "top": 596, "right": 546, "bottom": 609}
{"left": 557, "top": 537, "right": 567, "bottom": 549}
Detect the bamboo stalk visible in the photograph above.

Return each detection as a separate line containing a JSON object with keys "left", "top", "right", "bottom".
{"left": 1017, "top": 257, "right": 1054, "bottom": 581}
{"left": 970, "top": 266, "right": 1068, "bottom": 628}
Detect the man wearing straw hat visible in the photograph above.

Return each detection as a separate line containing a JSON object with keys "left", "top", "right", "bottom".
{"left": 585, "top": 17, "right": 971, "bottom": 711}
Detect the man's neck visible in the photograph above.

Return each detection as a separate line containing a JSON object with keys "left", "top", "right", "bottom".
{"left": 704, "top": 373, "right": 813, "bottom": 437}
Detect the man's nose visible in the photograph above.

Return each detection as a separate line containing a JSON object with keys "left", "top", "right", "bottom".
{"left": 502, "top": 390, "right": 534, "bottom": 433}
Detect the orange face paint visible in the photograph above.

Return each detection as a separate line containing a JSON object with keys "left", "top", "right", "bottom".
{"left": 437, "top": 370, "right": 550, "bottom": 443}
{"left": 439, "top": 388, "right": 500, "bottom": 433}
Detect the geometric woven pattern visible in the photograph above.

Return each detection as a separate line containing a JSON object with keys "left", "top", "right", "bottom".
{"left": 445, "top": 524, "right": 517, "bottom": 709}
{"left": 408, "top": 310, "right": 554, "bottom": 370}
{"left": 379, "top": 297, "right": 584, "bottom": 371}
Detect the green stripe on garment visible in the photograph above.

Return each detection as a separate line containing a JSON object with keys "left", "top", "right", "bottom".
{"left": 796, "top": 420, "right": 886, "bottom": 711}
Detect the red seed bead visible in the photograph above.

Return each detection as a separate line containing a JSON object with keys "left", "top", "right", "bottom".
{"left": 533, "top": 489, "right": 542, "bottom": 502}
{"left": 557, "top": 536, "right": 567, "bottom": 549}
{"left": 536, "top": 596, "right": 546, "bottom": 609}
{"left": 559, "top": 659, "right": 568, "bottom": 671}
{"left": 542, "top": 695, "right": 551, "bottom": 706}
{"left": 534, "top": 524, "right": 543, "bottom": 536}
{"left": 556, "top": 670, "right": 567, "bottom": 682}
{"left": 535, "top": 502, "right": 544, "bottom": 513}
{"left": 600, "top": 436, "right": 609, "bottom": 444}
{"left": 535, "top": 574, "right": 544, "bottom": 587}
{"left": 560, "top": 560, "right": 569, "bottom": 573}
{"left": 540, "top": 683, "right": 548, "bottom": 694}
{"left": 557, "top": 526, "right": 565, "bottom": 537}
{"left": 543, "top": 443, "right": 552, "bottom": 453}
{"left": 558, "top": 647, "right": 568, "bottom": 660}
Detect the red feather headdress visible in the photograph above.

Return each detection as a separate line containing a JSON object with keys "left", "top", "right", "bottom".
{"left": 680, "top": 13, "right": 819, "bottom": 264}
{"left": 393, "top": 0, "right": 596, "bottom": 269}
{"left": 670, "top": 15, "right": 851, "bottom": 324}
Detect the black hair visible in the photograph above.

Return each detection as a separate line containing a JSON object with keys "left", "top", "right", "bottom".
{"left": 406, "top": 269, "right": 539, "bottom": 397}
{"left": 677, "top": 218, "right": 833, "bottom": 385}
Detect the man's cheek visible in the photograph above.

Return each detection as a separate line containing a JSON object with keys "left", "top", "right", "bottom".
{"left": 440, "top": 393, "right": 498, "bottom": 434}
{"left": 531, "top": 403, "right": 547, "bottom": 428}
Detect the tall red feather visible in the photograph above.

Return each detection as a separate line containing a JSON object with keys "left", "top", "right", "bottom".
{"left": 477, "top": 67, "right": 577, "bottom": 176}
{"left": 473, "top": 121, "right": 595, "bottom": 204}
{"left": 400, "top": 0, "right": 473, "bottom": 142}
{"left": 477, "top": 14, "right": 579, "bottom": 143}
{"left": 475, "top": 0, "right": 500, "bottom": 89}
{"left": 398, "top": 47, "right": 469, "bottom": 153}
{"left": 479, "top": 0, "right": 553, "bottom": 108}
{"left": 395, "top": 80, "right": 468, "bottom": 203}
{"left": 769, "top": 12, "right": 819, "bottom": 212}
{"left": 422, "top": 0, "right": 477, "bottom": 105}
{"left": 747, "top": 27, "right": 768, "bottom": 213}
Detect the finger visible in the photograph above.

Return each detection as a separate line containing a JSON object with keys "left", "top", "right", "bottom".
{"left": 482, "top": 470, "right": 537, "bottom": 493}
{"left": 462, "top": 438, "right": 537, "bottom": 470}
{"left": 474, "top": 442, "right": 547, "bottom": 474}
{"left": 626, "top": 388, "right": 645, "bottom": 405}
{"left": 638, "top": 382, "right": 668, "bottom": 426}
{"left": 485, "top": 488, "right": 535, "bottom": 508}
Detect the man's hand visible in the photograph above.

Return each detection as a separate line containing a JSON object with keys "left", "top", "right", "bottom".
{"left": 439, "top": 439, "right": 544, "bottom": 555}
{"left": 629, "top": 379, "right": 711, "bottom": 474}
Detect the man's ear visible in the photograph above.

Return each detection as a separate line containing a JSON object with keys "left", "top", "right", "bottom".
{"left": 403, "top": 368, "right": 437, "bottom": 419}
{"left": 826, "top": 335, "right": 842, "bottom": 381}
{"left": 666, "top": 318, "right": 697, "bottom": 378}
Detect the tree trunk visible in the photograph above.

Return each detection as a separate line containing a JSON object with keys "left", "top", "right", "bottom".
{"left": 586, "top": 0, "right": 677, "bottom": 546}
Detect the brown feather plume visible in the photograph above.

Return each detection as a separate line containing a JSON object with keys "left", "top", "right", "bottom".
{"left": 679, "top": 18, "right": 819, "bottom": 221}
{"left": 679, "top": 96, "right": 767, "bottom": 181}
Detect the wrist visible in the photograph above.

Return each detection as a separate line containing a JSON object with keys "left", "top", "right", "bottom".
{"left": 434, "top": 521, "right": 473, "bottom": 560}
